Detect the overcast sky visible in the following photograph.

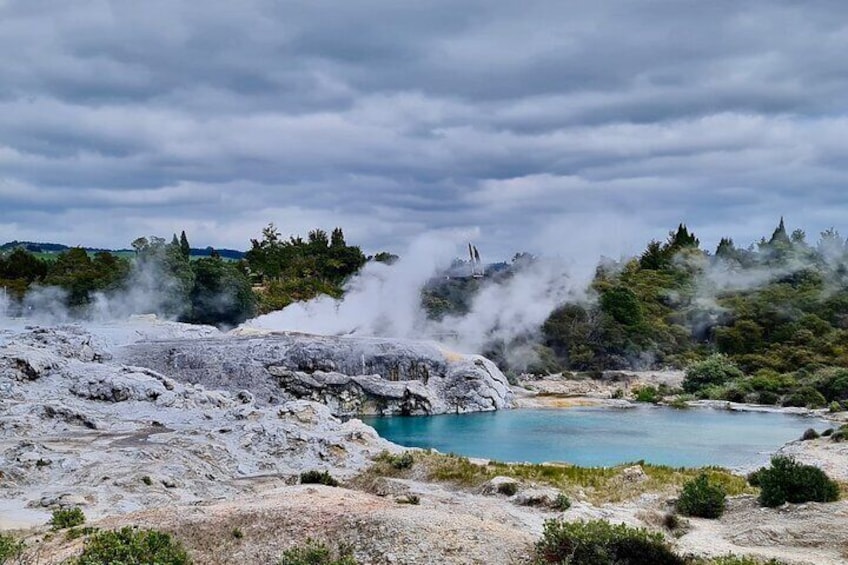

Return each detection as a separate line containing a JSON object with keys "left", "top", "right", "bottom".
{"left": 1, "top": 0, "right": 846, "bottom": 262}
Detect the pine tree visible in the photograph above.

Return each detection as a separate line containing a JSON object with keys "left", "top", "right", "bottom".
{"left": 179, "top": 231, "right": 191, "bottom": 260}
{"left": 769, "top": 217, "right": 791, "bottom": 245}
{"left": 715, "top": 237, "right": 735, "bottom": 258}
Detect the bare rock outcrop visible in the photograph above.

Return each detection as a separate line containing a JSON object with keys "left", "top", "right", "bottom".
{"left": 115, "top": 332, "right": 513, "bottom": 416}
{"left": 0, "top": 325, "right": 394, "bottom": 525}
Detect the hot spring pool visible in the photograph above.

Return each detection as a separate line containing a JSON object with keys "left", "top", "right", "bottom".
{"left": 361, "top": 406, "right": 827, "bottom": 469}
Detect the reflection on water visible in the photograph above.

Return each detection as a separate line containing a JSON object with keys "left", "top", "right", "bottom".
{"left": 362, "top": 406, "right": 825, "bottom": 469}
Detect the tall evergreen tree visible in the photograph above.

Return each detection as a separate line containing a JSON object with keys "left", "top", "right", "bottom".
{"left": 179, "top": 231, "right": 191, "bottom": 260}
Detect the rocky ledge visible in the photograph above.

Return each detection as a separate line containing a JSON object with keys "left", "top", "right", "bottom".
{"left": 0, "top": 325, "right": 394, "bottom": 524}
{"left": 114, "top": 331, "right": 513, "bottom": 416}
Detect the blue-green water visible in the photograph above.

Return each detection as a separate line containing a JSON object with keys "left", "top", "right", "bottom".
{"left": 362, "top": 406, "right": 826, "bottom": 469}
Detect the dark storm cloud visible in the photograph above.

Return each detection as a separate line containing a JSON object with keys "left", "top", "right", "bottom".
{"left": 0, "top": 0, "right": 847, "bottom": 260}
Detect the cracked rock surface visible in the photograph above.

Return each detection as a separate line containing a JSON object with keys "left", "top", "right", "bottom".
{"left": 115, "top": 331, "right": 513, "bottom": 416}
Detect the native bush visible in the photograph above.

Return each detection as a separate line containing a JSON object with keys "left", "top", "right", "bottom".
{"left": 0, "top": 533, "right": 24, "bottom": 564}
{"left": 755, "top": 456, "right": 839, "bottom": 507}
{"left": 781, "top": 386, "right": 827, "bottom": 408}
{"left": 51, "top": 507, "right": 86, "bottom": 529}
{"left": 676, "top": 474, "right": 726, "bottom": 519}
{"left": 800, "top": 428, "right": 819, "bottom": 441}
{"left": 683, "top": 355, "right": 744, "bottom": 394}
{"left": 552, "top": 493, "right": 572, "bottom": 511}
{"left": 278, "top": 539, "right": 357, "bottom": 565}
{"left": 71, "top": 527, "right": 190, "bottom": 565}
{"left": 532, "top": 519, "right": 685, "bottom": 565}
{"left": 381, "top": 451, "right": 414, "bottom": 470}
{"left": 300, "top": 470, "right": 340, "bottom": 487}
{"left": 497, "top": 482, "right": 518, "bottom": 496}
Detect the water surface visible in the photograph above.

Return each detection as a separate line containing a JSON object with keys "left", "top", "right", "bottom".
{"left": 362, "top": 406, "right": 825, "bottom": 469}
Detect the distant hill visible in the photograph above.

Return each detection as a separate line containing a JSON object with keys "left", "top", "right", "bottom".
{"left": 0, "top": 241, "right": 245, "bottom": 260}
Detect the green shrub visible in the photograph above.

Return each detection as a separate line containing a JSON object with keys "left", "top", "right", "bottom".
{"left": 721, "top": 386, "right": 748, "bottom": 403}
{"left": 829, "top": 401, "right": 843, "bottom": 413}
{"left": 667, "top": 397, "right": 690, "bottom": 409}
{"left": 748, "top": 370, "right": 795, "bottom": 393}
{"left": 676, "top": 474, "right": 726, "bottom": 519}
{"left": 683, "top": 355, "right": 744, "bottom": 394}
{"left": 231, "top": 528, "right": 244, "bottom": 539}
{"left": 378, "top": 451, "right": 414, "bottom": 470}
{"left": 747, "top": 468, "right": 763, "bottom": 487}
{"left": 831, "top": 425, "right": 848, "bottom": 442}
{"left": 800, "top": 428, "right": 819, "bottom": 441}
{"left": 300, "top": 470, "right": 340, "bottom": 487}
{"left": 533, "top": 519, "right": 685, "bottom": 565}
{"left": 278, "top": 539, "right": 357, "bottom": 565}
{"left": 71, "top": 527, "right": 190, "bottom": 565}
{"left": 552, "top": 493, "right": 572, "bottom": 511}
{"left": 0, "top": 533, "right": 24, "bottom": 564}
{"left": 755, "top": 456, "right": 839, "bottom": 507}
{"left": 634, "top": 386, "right": 660, "bottom": 403}
{"left": 497, "top": 482, "right": 519, "bottom": 496}
{"left": 755, "top": 390, "right": 780, "bottom": 405}
{"left": 66, "top": 526, "right": 98, "bottom": 541}
{"left": 51, "top": 507, "right": 86, "bottom": 529}
{"left": 781, "top": 387, "right": 827, "bottom": 408}
{"left": 814, "top": 368, "right": 848, "bottom": 402}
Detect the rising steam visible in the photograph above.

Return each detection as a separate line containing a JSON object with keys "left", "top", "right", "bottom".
{"left": 243, "top": 233, "right": 582, "bottom": 367}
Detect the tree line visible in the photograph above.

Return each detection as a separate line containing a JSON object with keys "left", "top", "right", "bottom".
{"left": 0, "top": 225, "right": 370, "bottom": 327}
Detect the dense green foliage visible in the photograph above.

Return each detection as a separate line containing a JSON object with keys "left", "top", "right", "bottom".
{"left": 51, "top": 507, "right": 86, "bottom": 529}
{"left": 71, "top": 527, "right": 190, "bottom": 565}
{"left": 676, "top": 474, "right": 726, "bottom": 519}
{"left": 0, "top": 533, "right": 24, "bottom": 564}
{"left": 245, "top": 225, "right": 366, "bottom": 313}
{"left": 533, "top": 519, "right": 685, "bottom": 565}
{"left": 683, "top": 355, "right": 744, "bottom": 393}
{"left": 299, "top": 470, "right": 340, "bottom": 487}
{"left": 753, "top": 456, "right": 839, "bottom": 507}
{"left": 278, "top": 540, "right": 357, "bottom": 565}
{"left": 538, "top": 220, "right": 848, "bottom": 406}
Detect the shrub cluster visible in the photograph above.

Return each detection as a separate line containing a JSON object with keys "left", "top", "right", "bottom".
{"left": 71, "top": 527, "right": 190, "bottom": 565}
{"left": 831, "top": 424, "right": 848, "bottom": 442}
{"left": 751, "top": 456, "right": 839, "bottom": 507}
{"left": 552, "top": 493, "right": 572, "bottom": 511}
{"left": 0, "top": 533, "right": 24, "bottom": 563}
{"left": 533, "top": 519, "right": 685, "bottom": 565}
{"left": 800, "top": 428, "right": 819, "bottom": 441}
{"left": 496, "top": 482, "right": 518, "bottom": 496}
{"left": 377, "top": 451, "right": 414, "bottom": 470}
{"left": 300, "top": 470, "right": 340, "bottom": 487}
{"left": 278, "top": 539, "right": 357, "bottom": 565}
{"left": 781, "top": 387, "right": 827, "bottom": 408}
{"left": 50, "top": 507, "right": 86, "bottom": 529}
{"left": 676, "top": 474, "right": 726, "bottom": 519}
{"left": 683, "top": 355, "right": 743, "bottom": 394}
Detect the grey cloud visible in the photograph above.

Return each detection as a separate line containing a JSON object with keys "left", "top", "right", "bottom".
{"left": 0, "top": 0, "right": 846, "bottom": 261}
